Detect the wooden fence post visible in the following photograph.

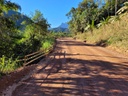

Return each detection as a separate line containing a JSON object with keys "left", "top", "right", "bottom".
{"left": 24, "top": 56, "right": 27, "bottom": 66}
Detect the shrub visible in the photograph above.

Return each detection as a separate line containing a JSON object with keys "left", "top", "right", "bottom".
{"left": 0, "top": 55, "right": 18, "bottom": 76}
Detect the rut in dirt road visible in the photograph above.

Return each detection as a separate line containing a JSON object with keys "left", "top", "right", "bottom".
{"left": 12, "top": 38, "right": 128, "bottom": 96}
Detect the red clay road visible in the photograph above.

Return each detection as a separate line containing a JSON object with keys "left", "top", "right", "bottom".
{"left": 12, "top": 38, "right": 128, "bottom": 96}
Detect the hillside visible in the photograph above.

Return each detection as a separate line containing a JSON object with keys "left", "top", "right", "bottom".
{"left": 4, "top": 10, "right": 31, "bottom": 30}
{"left": 50, "top": 23, "right": 69, "bottom": 32}
{"left": 76, "top": 13, "right": 128, "bottom": 55}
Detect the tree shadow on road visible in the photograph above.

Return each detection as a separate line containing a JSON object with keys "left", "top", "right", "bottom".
{"left": 13, "top": 51, "right": 128, "bottom": 96}
{"left": 61, "top": 40, "right": 96, "bottom": 47}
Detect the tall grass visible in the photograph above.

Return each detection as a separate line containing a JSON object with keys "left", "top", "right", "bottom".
{"left": 76, "top": 13, "right": 128, "bottom": 54}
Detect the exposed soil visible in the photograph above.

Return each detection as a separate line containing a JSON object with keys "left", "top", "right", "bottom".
{"left": 1, "top": 38, "right": 128, "bottom": 96}
{"left": 0, "top": 65, "right": 37, "bottom": 96}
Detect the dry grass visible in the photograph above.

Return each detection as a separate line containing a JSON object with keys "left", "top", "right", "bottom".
{"left": 76, "top": 13, "right": 128, "bottom": 54}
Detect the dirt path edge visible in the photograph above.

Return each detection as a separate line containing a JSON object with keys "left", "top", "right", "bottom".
{"left": 0, "top": 65, "right": 37, "bottom": 96}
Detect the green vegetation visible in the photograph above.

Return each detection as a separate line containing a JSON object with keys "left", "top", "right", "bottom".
{"left": 78, "top": 12, "right": 128, "bottom": 53}
{"left": 0, "top": 0, "right": 56, "bottom": 77}
{"left": 67, "top": 0, "right": 127, "bottom": 34}
{"left": 67, "top": 0, "right": 128, "bottom": 54}
{"left": 41, "top": 37, "right": 55, "bottom": 51}
{"left": 0, "top": 55, "right": 18, "bottom": 77}
{"left": 1, "top": 0, "right": 127, "bottom": 77}
{"left": 53, "top": 32, "right": 71, "bottom": 38}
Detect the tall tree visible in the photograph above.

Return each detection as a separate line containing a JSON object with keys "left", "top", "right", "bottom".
{"left": 67, "top": 0, "right": 98, "bottom": 34}
{"left": 67, "top": 0, "right": 127, "bottom": 36}
{"left": 21, "top": 10, "right": 50, "bottom": 53}
{"left": 0, "top": 0, "right": 21, "bottom": 57}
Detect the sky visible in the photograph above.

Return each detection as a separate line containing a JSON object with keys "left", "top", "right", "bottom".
{"left": 11, "top": 0, "right": 82, "bottom": 28}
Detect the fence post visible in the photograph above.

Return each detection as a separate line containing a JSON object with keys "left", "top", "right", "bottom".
{"left": 24, "top": 56, "right": 27, "bottom": 66}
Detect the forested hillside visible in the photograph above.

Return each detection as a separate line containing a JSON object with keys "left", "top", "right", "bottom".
{"left": 67, "top": 0, "right": 128, "bottom": 54}
{"left": 0, "top": 0, "right": 55, "bottom": 76}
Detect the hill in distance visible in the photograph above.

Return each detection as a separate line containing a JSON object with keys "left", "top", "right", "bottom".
{"left": 59, "top": 23, "right": 68, "bottom": 28}
{"left": 4, "top": 10, "right": 31, "bottom": 30}
{"left": 50, "top": 23, "right": 69, "bottom": 32}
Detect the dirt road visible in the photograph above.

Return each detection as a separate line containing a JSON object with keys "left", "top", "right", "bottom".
{"left": 12, "top": 38, "right": 128, "bottom": 96}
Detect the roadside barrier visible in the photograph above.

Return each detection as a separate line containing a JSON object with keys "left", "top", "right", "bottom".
{"left": 19, "top": 46, "right": 54, "bottom": 66}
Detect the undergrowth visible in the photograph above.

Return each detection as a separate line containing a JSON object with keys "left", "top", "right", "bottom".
{"left": 0, "top": 55, "right": 19, "bottom": 77}
{"left": 41, "top": 37, "right": 55, "bottom": 51}
{"left": 0, "top": 35, "right": 56, "bottom": 78}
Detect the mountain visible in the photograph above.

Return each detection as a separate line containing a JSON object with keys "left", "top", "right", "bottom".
{"left": 50, "top": 23, "right": 69, "bottom": 32}
{"left": 59, "top": 23, "right": 68, "bottom": 28}
{"left": 4, "top": 10, "right": 31, "bottom": 30}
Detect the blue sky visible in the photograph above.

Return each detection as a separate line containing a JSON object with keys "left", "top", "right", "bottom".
{"left": 11, "top": 0, "right": 82, "bottom": 28}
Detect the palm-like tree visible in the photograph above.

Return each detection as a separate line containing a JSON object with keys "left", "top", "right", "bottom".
{"left": 116, "top": 2, "right": 128, "bottom": 15}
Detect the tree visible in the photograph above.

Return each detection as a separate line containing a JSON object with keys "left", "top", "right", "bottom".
{"left": 67, "top": 0, "right": 128, "bottom": 37}
{"left": 20, "top": 10, "right": 50, "bottom": 54}
{"left": 67, "top": 0, "right": 99, "bottom": 34}
{"left": 32, "top": 10, "right": 50, "bottom": 35}
{"left": 0, "top": 0, "right": 21, "bottom": 57}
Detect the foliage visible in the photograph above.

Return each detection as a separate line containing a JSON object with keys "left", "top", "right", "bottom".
{"left": 0, "top": 55, "right": 18, "bottom": 76}
{"left": 76, "top": 13, "right": 128, "bottom": 54}
{"left": 41, "top": 37, "right": 55, "bottom": 50}
{"left": 67, "top": 0, "right": 128, "bottom": 35}
{"left": 0, "top": 1, "right": 53, "bottom": 76}
{"left": 67, "top": 0, "right": 128, "bottom": 55}
{"left": 66, "top": 0, "right": 99, "bottom": 34}
{"left": 18, "top": 10, "right": 51, "bottom": 55}
{"left": 0, "top": 0, "right": 21, "bottom": 14}
{"left": 0, "top": 0, "right": 22, "bottom": 75}
{"left": 0, "top": 0, "right": 21, "bottom": 58}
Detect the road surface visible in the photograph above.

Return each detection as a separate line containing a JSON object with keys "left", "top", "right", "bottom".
{"left": 12, "top": 38, "right": 128, "bottom": 96}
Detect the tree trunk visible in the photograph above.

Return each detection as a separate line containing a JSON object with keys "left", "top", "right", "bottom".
{"left": 115, "top": 0, "right": 118, "bottom": 15}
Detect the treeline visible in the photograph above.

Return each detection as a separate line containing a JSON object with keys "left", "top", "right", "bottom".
{"left": 67, "top": 0, "right": 128, "bottom": 35}
{"left": 0, "top": 0, "right": 54, "bottom": 75}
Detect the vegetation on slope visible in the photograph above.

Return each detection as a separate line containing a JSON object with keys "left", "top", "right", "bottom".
{"left": 67, "top": 0, "right": 128, "bottom": 55}
{"left": 0, "top": 0, "right": 56, "bottom": 77}
{"left": 76, "top": 12, "right": 128, "bottom": 54}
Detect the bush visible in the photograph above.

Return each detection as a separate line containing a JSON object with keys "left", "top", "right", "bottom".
{"left": 0, "top": 55, "right": 18, "bottom": 76}
{"left": 40, "top": 37, "right": 55, "bottom": 51}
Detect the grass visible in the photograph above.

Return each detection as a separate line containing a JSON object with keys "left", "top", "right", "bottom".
{"left": 76, "top": 13, "right": 128, "bottom": 54}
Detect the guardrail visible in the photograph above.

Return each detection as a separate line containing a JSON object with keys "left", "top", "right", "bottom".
{"left": 19, "top": 46, "right": 54, "bottom": 66}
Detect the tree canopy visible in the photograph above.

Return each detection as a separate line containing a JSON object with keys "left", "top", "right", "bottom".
{"left": 67, "top": 0, "right": 128, "bottom": 34}
{"left": 0, "top": 1, "right": 50, "bottom": 58}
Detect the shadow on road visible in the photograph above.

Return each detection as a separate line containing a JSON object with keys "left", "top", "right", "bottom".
{"left": 13, "top": 52, "right": 128, "bottom": 96}
{"left": 59, "top": 40, "right": 96, "bottom": 47}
